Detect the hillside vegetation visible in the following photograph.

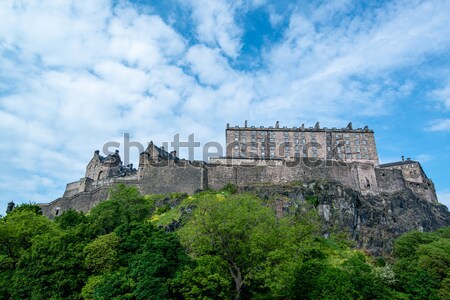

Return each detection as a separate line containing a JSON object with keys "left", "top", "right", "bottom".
{"left": 0, "top": 184, "right": 449, "bottom": 299}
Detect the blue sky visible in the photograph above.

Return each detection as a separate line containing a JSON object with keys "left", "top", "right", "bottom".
{"left": 1, "top": 0, "right": 450, "bottom": 211}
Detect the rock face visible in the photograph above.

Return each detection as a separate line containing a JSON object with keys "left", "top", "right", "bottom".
{"left": 239, "top": 181, "right": 450, "bottom": 255}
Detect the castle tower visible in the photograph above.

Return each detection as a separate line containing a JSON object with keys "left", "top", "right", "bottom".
{"left": 225, "top": 121, "right": 379, "bottom": 165}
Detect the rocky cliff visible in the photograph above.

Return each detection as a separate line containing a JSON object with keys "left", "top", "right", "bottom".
{"left": 239, "top": 180, "right": 450, "bottom": 255}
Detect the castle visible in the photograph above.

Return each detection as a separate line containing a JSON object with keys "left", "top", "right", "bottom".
{"left": 38, "top": 122, "right": 438, "bottom": 218}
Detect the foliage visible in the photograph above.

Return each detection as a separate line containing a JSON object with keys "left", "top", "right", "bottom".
{"left": 221, "top": 182, "right": 237, "bottom": 194}
{"left": 305, "top": 195, "right": 319, "bottom": 207}
{"left": 0, "top": 186, "right": 448, "bottom": 300}
{"left": 393, "top": 229, "right": 450, "bottom": 300}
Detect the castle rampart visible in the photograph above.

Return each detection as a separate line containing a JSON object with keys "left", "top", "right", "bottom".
{"left": 36, "top": 122, "right": 439, "bottom": 217}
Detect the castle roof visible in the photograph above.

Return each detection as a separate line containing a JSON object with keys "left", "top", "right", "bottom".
{"left": 379, "top": 159, "right": 419, "bottom": 168}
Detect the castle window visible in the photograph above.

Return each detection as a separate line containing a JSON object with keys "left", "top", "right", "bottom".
{"left": 346, "top": 154, "right": 352, "bottom": 159}
{"left": 344, "top": 133, "right": 349, "bottom": 138}
{"left": 294, "top": 132, "right": 299, "bottom": 137}
{"left": 362, "top": 140, "right": 367, "bottom": 145}
{"left": 327, "top": 146, "right": 331, "bottom": 151}
{"left": 295, "top": 145, "right": 299, "bottom": 151}
{"left": 302, "top": 139, "right": 306, "bottom": 144}
{"left": 346, "top": 146, "right": 351, "bottom": 152}
{"left": 336, "top": 140, "right": 340, "bottom": 145}
{"left": 283, "top": 132, "right": 289, "bottom": 137}
{"left": 355, "top": 140, "right": 360, "bottom": 145}
{"left": 363, "top": 147, "right": 367, "bottom": 152}
{"left": 301, "top": 132, "right": 305, "bottom": 137}
{"left": 234, "top": 145, "right": 238, "bottom": 150}
{"left": 345, "top": 140, "right": 349, "bottom": 145}
{"left": 357, "top": 153, "right": 362, "bottom": 159}
{"left": 295, "top": 139, "right": 299, "bottom": 144}
{"left": 356, "top": 147, "right": 360, "bottom": 152}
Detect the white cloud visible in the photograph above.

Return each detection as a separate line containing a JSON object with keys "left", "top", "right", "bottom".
{"left": 184, "top": 44, "right": 236, "bottom": 86}
{"left": 429, "top": 119, "right": 450, "bottom": 132}
{"left": 416, "top": 154, "right": 433, "bottom": 163}
{"left": 259, "top": 0, "right": 450, "bottom": 119}
{"left": 431, "top": 83, "right": 450, "bottom": 110}
{"left": 182, "top": 0, "right": 249, "bottom": 58}
{"left": 1, "top": 0, "right": 450, "bottom": 208}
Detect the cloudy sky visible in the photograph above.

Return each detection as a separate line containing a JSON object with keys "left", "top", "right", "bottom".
{"left": 1, "top": 0, "right": 450, "bottom": 210}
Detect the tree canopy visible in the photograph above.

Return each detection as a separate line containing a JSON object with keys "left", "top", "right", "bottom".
{"left": 0, "top": 185, "right": 448, "bottom": 299}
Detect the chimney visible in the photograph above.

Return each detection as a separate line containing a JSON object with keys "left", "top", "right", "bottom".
{"left": 170, "top": 150, "right": 177, "bottom": 157}
{"left": 94, "top": 150, "right": 100, "bottom": 155}
{"left": 407, "top": 157, "right": 411, "bottom": 161}
{"left": 276, "top": 121, "right": 279, "bottom": 128}
{"left": 244, "top": 120, "right": 248, "bottom": 128}
{"left": 315, "top": 122, "right": 320, "bottom": 129}
{"left": 347, "top": 122, "right": 353, "bottom": 130}
{"left": 227, "top": 123, "right": 230, "bottom": 128}
{"left": 115, "top": 150, "right": 119, "bottom": 154}
{"left": 401, "top": 156, "right": 404, "bottom": 161}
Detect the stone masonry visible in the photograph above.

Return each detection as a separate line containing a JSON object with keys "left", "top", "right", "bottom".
{"left": 225, "top": 121, "right": 378, "bottom": 165}
{"left": 38, "top": 122, "right": 439, "bottom": 218}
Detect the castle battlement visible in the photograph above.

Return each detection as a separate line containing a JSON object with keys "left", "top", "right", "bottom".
{"left": 226, "top": 121, "right": 379, "bottom": 166}
{"left": 227, "top": 121, "right": 374, "bottom": 133}
{"left": 37, "top": 122, "right": 438, "bottom": 218}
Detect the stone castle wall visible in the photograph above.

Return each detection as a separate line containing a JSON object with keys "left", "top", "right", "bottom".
{"left": 226, "top": 122, "right": 379, "bottom": 166}
{"left": 39, "top": 156, "right": 438, "bottom": 218}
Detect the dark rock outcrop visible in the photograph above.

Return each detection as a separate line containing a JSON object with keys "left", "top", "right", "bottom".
{"left": 240, "top": 181, "right": 450, "bottom": 255}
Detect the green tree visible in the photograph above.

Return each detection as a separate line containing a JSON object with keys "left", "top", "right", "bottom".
{"left": 179, "top": 193, "right": 296, "bottom": 299}
{"left": 393, "top": 228, "right": 450, "bottom": 300}
{"left": 88, "top": 184, "right": 153, "bottom": 235}
{"left": 171, "top": 255, "right": 233, "bottom": 299}
{"left": 84, "top": 232, "right": 120, "bottom": 274}
{"left": 11, "top": 230, "right": 88, "bottom": 300}
{"left": 85, "top": 223, "right": 189, "bottom": 300}
{"left": 55, "top": 209, "right": 88, "bottom": 230}
{"left": 0, "top": 209, "right": 56, "bottom": 262}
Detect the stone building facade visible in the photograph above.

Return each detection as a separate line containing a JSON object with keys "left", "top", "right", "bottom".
{"left": 225, "top": 121, "right": 379, "bottom": 165}
{"left": 38, "top": 122, "right": 439, "bottom": 218}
